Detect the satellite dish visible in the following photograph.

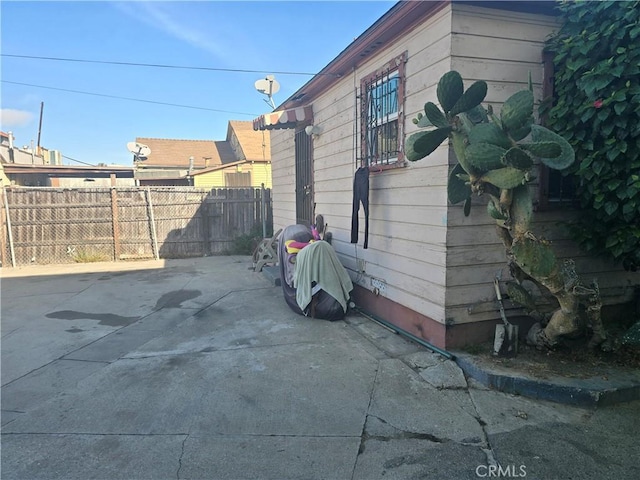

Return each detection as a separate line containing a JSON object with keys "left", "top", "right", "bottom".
{"left": 127, "top": 141, "right": 151, "bottom": 161}
{"left": 254, "top": 75, "right": 280, "bottom": 110}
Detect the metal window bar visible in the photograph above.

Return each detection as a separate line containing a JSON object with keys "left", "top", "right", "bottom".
{"left": 546, "top": 169, "right": 578, "bottom": 205}
{"left": 363, "top": 68, "right": 399, "bottom": 166}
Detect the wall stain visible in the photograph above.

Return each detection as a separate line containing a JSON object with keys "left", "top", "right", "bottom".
{"left": 46, "top": 310, "right": 140, "bottom": 327}
{"left": 154, "top": 289, "right": 201, "bottom": 309}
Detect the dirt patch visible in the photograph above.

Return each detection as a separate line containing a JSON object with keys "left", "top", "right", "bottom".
{"left": 465, "top": 338, "right": 640, "bottom": 381}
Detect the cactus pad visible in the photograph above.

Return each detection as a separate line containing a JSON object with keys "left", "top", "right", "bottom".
{"left": 511, "top": 185, "right": 533, "bottom": 234}
{"left": 451, "top": 131, "right": 477, "bottom": 176}
{"left": 437, "top": 71, "right": 464, "bottom": 113}
{"left": 503, "top": 147, "right": 534, "bottom": 170}
{"left": 464, "top": 105, "right": 489, "bottom": 124}
{"left": 520, "top": 141, "right": 562, "bottom": 158}
{"left": 449, "top": 81, "right": 488, "bottom": 116}
{"left": 466, "top": 143, "right": 506, "bottom": 171}
{"left": 448, "top": 163, "right": 472, "bottom": 204}
{"left": 406, "top": 127, "right": 451, "bottom": 161}
{"left": 506, "top": 281, "right": 537, "bottom": 311}
{"left": 463, "top": 197, "right": 472, "bottom": 216}
{"left": 509, "top": 118, "right": 534, "bottom": 141}
{"left": 468, "top": 123, "right": 512, "bottom": 149}
{"left": 487, "top": 197, "right": 508, "bottom": 220}
{"left": 500, "top": 90, "right": 534, "bottom": 133}
{"left": 512, "top": 236, "right": 558, "bottom": 279}
{"left": 481, "top": 167, "right": 528, "bottom": 189}
{"left": 530, "top": 125, "right": 575, "bottom": 170}
{"left": 424, "top": 102, "right": 449, "bottom": 128}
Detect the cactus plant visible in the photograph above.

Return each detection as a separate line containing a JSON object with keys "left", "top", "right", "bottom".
{"left": 406, "top": 71, "right": 606, "bottom": 350}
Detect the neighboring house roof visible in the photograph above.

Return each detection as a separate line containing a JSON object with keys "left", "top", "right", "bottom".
{"left": 1, "top": 163, "right": 134, "bottom": 175}
{"left": 135, "top": 138, "right": 236, "bottom": 169}
{"left": 227, "top": 121, "right": 271, "bottom": 161}
{"left": 191, "top": 159, "right": 250, "bottom": 176}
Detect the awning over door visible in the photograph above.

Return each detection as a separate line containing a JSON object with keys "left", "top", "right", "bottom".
{"left": 253, "top": 105, "right": 313, "bottom": 131}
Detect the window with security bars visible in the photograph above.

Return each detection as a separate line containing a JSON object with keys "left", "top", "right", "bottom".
{"left": 361, "top": 52, "right": 406, "bottom": 167}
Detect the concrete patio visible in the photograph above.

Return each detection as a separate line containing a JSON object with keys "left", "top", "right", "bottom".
{"left": 1, "top": 256, "right": 638, "bottom": 479}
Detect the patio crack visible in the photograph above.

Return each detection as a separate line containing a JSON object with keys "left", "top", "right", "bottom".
{"left": 466, "top": 388, "right": 499, "bottom": 468}
{"left": 176, "top": 434, "right": 188, "bottom": 480}
{"left": 360, "top": 414, "right": 453, "bottom": 447}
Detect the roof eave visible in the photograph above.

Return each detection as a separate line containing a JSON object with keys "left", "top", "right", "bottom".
{"left": 278, "top": 0, "right": 559, "bottom": 110}
{"left": 278, "top": 0, "right": 448, "bottom": 110}
{"left": 2, "top": 164, "right": 134, "bottom": 174}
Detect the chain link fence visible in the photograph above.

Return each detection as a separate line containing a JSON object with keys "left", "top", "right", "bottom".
{"left": 0, "top": 186, "right": 272, "bottom": 267}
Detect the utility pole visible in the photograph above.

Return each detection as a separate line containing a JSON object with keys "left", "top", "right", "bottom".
{"left": 36, "top": 102, "right": 44, "bottom": 155}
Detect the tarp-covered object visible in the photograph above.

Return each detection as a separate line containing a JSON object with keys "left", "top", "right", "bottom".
{"left": 279, "top": 224, "right": 353, "bottom": 321}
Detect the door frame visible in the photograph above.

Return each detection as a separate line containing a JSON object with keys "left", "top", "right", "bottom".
{"left": 294, "top": 127, "right": 314, "bottom": 226}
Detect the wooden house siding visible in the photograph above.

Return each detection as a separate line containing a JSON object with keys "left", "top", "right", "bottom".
{"left": 250, "top": 162, "right": 272, "bottom": 188}
{"left": 445, "top": 5, "right": 560, "bottom": 322}
{"left": 270, "top": 131, "right": 297, "bottom": 229}
{"left": 269, "top": 7, "right": 456, "bottom": 324}
{"left": 443, "top": 4, "right": 636, "bottom": 327}
{"left": 265, "top": 2, "right": 637, "bottom": 347}
{"left": 193, "top": 170, "right": 225, "bottom": 189}
{"left": 193, "top": 162, "right": 272, "bottom": 189}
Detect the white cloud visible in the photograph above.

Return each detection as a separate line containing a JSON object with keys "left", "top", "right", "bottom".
{"left": 112, "top": 1, "right": 227, "bottom": 59}
{"left": 0, "top": 109, "right": 34, "bottom": 128}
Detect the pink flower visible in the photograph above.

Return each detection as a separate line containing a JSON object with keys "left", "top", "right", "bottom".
{"left": 593, "top": 99, "right": 604, "bottom": 108}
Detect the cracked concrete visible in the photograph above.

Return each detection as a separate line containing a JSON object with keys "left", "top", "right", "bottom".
{"left": 2, "top": 256, "right": 639, "bottom": 479}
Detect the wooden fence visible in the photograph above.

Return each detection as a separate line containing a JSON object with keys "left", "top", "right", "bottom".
{"left": 0, "top": 186, "right": 272, "bottom": 267}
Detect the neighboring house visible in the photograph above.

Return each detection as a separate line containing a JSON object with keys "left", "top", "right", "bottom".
{"left": 1, "top": 164, "right": 135, "bottom": 187}
{"left": 193, "top": 121, "right": 271, "bottom": 189}
{"left": 192, "top": 160, "right": 271, "bottom": 189}
{"left": 133, "top": 137, "right": 234, "bottom": 186}
{"left": 135, "top": 120, "right": 271, "bottom": 187}
{"left": 0, "top": 164, "right": 9, "bottom": 187}
{"left": 0, "top": 131, "right": 134, "bottom": 186}
{"left": 0, "top": 131, "right": 63, "bottom": 167}
{"left": 253, "top": 0, "right": 638, "bottom": 349}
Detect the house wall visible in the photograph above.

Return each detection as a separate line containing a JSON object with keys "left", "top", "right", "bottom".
{"left": 0, "top": 165, "right": 9, "bottom": 186}
{"left": 194, "top": 170, "right": 225, "bottom": 188}
{"left": 193, "top": 162, "right": 272, "bottom": 189}
{"left": 270, "top": 131, "right": 297, "bottom": 228}
{"left": 444, "top": 4, "right": 561, "bottom": 331}
{"left": 271, "top": 6, "right": 455, "bottom": 344}
{"left": 443, "top": 4, "right": 638, "bottom": 346}
{"left": 269, "top": 3, "right": 638, "bottom": 348}
{"left": 247, "top": 162, "right": 272, "bottom": 189}
{"left": 54, "top": 177, "right": 135, "bottom": 188}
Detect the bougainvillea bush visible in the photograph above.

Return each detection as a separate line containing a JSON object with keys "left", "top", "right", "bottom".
{"left": 541, "top": 0, "right": 640, "bottom": 272}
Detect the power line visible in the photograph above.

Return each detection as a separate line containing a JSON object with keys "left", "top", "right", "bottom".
{"left": 1, "top": 54, "right": 341, "bottom": 77}
{"left": 1, "top": 80, "right": 259, "bottom": 116}
{"left": 62, "top": 155, "right": 96, "bottom": 167}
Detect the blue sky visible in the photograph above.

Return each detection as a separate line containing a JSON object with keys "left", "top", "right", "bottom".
{"left": 1, "top": 0, "right": 396, "bottom": 166}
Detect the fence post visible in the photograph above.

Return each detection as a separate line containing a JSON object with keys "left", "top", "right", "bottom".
{"left": 110, "top": 187, "right": 121, "bottom": 261}
{"left": 201, "top": 191, "right": 210, "bottom": 256}
{"left": 0, "top": 188, "right": 7, "bottom": 267}
{"left": 1, "top": 188, "right": 15, "bottom": 267}
{"left": 260, "top": 184, "right": 266, "bottom": 239}
{"left": 145, "top": 188, "right": 159, "bottom": 260}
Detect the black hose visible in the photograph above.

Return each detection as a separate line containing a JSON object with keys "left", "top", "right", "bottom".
{"left": 351, "top": 305, "right": 454, "bottom": 360}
